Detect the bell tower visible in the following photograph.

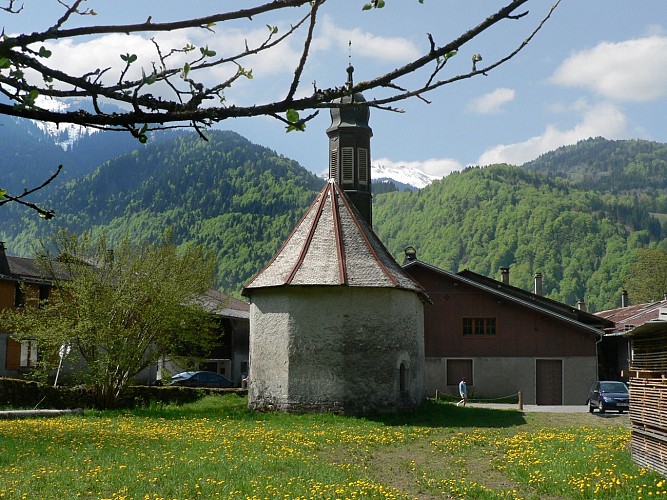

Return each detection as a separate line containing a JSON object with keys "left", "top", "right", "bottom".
{"left": 326, "top": 65, "right": 373, "bottom": 225}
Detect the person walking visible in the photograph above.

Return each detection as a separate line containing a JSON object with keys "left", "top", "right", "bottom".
{"left": 457, "top": 377, "right": 467, "bottom": 406}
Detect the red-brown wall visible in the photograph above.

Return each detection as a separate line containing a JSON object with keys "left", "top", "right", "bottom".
{"left": 406, "top": 265, "right": 597, "bottom": 359}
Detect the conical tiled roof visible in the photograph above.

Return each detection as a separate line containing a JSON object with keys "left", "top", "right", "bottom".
{"left": 243, "top": 180, "right": 427, "bottom": 299}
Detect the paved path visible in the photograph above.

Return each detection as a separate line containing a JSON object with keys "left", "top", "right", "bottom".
{"left": 0, "top": 408, "right": 83, "bottom": 419}
{"left": 465, "top": 403, "right": 592, "bottom": 413}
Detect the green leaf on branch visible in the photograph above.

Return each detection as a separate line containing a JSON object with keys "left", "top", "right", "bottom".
{"left": 24, "top": 89, "right": 39, "bottom": 107}
{"left": 437, "top": 50, "right": 457, "bottom": 65}
{"left": 200, "top": 46, "right": 217, "bottom": 58}
{"left": 0, "top": 58, "right": 11, "bottom": 69}
{"left": 141, "top": 70, "right": 157, "bottom": 85}
{"left": 38, "top": 46, "right": 52, "bottom": 58}
{"left": 363, "top": 0, "right": 385, "bottom": 10}
{"left": 238, "top": 66, "right": 253, "bottom": 80}
{"left": 120, "top": 53, "right": 138, "bottom": 63}
{"left": 137, "top": 123, "right": 149, "bottom": 143}
{"left": 285, "top": 109, "right": 305, "bottom": 132}
{"left": 181, "top": 63, "right": 191, "bottom": 79}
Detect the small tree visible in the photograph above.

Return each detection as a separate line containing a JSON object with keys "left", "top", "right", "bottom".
{"left": 624, "top": 247, "right": 667, "bottom": 304}
{"left": 1, "top": 230, "right": 220, "bottom": 408}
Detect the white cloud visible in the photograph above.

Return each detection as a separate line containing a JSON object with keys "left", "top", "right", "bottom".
{"left": 43, "top": 34, "right": 165, "bottom": 86}
{"left": 42, "top": 27, "right": 300, "bottom": 85}
{"left": 315, "top": 17, "right": 421, "bottom": 63}
{"left": 476, "top": 101, "right": 627, "bottom": 166}
{"left": 34, "top": 27, "right": 303, "bottom": 107}
{"left": 374, "top": 157, "right": 462, "bottom": 178}
{"left": 27, "top": 15, "right": 420, "bottom": 111}
{"left": 550, "top": 36, "right": 667, "bottom": 102}
{"left": 467, "top": 88, "right": 516, "bottom": 114}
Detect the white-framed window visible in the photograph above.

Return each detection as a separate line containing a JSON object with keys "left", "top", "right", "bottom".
{"left": 20, "top": 340, "right": 38, "bottom": 368}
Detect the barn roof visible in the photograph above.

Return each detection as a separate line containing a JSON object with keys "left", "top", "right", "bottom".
{"left": 243, "top": 180, "right": 428, "bottom": 300}
{"left": 457, "top": 268, "right": 613, "bottom": 329}
{"left": 0, "top": 242, "right": 52, "bottom": 284}
{"left": 198, "top": 288, "right": 249, "bottom": 319}
{"left": 403, "top": 259, "right": 611, "bottom": 335}
{"left": 598, "top": 300, "right": 667, "bottom": 333}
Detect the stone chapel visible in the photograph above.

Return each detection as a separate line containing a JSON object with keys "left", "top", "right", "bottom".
{"left": 242, "top": 67, "right": 428, "bottom": 414}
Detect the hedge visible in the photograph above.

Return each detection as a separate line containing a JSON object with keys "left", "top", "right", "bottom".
{"left": 0, "top": 377, "right": 247, "bottom": 410}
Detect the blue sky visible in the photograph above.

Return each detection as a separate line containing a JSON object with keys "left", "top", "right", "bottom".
{"left": 4, "top": 1, "right": 667, "bottom": 178}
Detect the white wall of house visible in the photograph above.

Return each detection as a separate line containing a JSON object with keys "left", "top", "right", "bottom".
{"left": 426, "top": 355, "right": 597, "bottom": 405}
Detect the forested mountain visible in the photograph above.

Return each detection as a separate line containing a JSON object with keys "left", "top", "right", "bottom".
{"left": 0, "top": 115, "right": 157, "bottom": 193}
{"left": 373, "top": 164, "right": 666, "bottom": 312}
{"left": 525, "top": 137, "right": 667, "bottom": 202}
{"left": 2, "top": 130, "right": 667, "bottom": 310}
{"left": 2, "top": 131, "right": 324, "bottom": 292}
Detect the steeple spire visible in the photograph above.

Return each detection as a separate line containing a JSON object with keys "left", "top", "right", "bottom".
{"left": 326, "top": 63, "right": 373, "bottom": 225}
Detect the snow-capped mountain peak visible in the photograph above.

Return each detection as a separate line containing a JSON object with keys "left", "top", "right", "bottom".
{"left": 319, "top": 161, "right": 440, "bottom": 190}
{"left": 32, "top": 96, "right": 99, "bottom": 150}
{"left": 372, "top": 162, "right": 439, "bottom": 190}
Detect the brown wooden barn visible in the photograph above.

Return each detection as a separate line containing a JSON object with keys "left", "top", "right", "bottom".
{"left": 624, "top": 308, "right": 667, "bottom": 477}
{"left": 402, "top": 251, "right": 613, "bottom": 405}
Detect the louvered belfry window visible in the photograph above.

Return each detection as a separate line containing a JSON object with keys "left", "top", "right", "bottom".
{"left": 341, "top": 147, "right": 354, "bottom": 184}
{"left": 358, "top": 147, "right": 368, "bottom": 185}
{"left": 329, "top": 148, "right": 339, "bottom": 180}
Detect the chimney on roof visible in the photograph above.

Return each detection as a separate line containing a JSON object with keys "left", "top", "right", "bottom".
{"left": 403, "top": 246, "right": 417, "bottom": 265}
{"left": 0, "top": 242, "right": 10, "bottom": 276}
{"left": 577, "top": 299, "right": 586, "bottom": 312}
{"left": 500, "top": 267, "right": 510, "bottom": 285}
{"left": 533, "top": 272, "right": 543, "bottom": 296}
{"left": 621, "top": 290, "right": 629, "bottom": 308}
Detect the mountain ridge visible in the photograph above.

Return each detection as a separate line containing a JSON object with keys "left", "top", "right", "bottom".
{"left": 2, "top": 125, "right": 667, "bottom": 309}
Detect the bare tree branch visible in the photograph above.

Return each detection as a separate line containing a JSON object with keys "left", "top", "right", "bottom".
{"left": 0, "top": 0, "right": 558, "bottom": 136}
{"left": 0, "top": 0, "right": 559, "bottom": 129}
{"left": 0, "top": 165, "right": 62, "bottom": 219}
{"left": 0, "top": 0, "right": 22, "bottom": 14}
{"left": 0, "top": 0, "right": 563, "bottom": 217}
{"left": 286, "top": 0, "right": 322, "bottom": 102}
{"left": 356, "top": 0, "right": 562, "bottom": 110}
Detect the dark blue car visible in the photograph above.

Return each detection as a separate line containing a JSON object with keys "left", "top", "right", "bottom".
{"left": 587, "top": 381, "right": 629, "bottom": 414}
{"left": 169, "top": 371, "right": 234, "bottom": 388}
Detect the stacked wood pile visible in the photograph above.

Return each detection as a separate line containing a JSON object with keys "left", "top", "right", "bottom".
{"left": 626, "top": 322, "right": 667, "bottom": 477}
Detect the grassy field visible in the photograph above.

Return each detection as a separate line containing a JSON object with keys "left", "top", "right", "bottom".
{"left": 0, "top": 394, "right": 663, "bottom": 499}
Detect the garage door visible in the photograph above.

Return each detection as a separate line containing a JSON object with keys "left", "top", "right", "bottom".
{"left": 536, "top": 359, "right": 562, "bottom": 405}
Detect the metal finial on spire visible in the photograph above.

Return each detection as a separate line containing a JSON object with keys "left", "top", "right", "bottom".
{"left": 347, "top": 40, "right": 354, "bottom": 88}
